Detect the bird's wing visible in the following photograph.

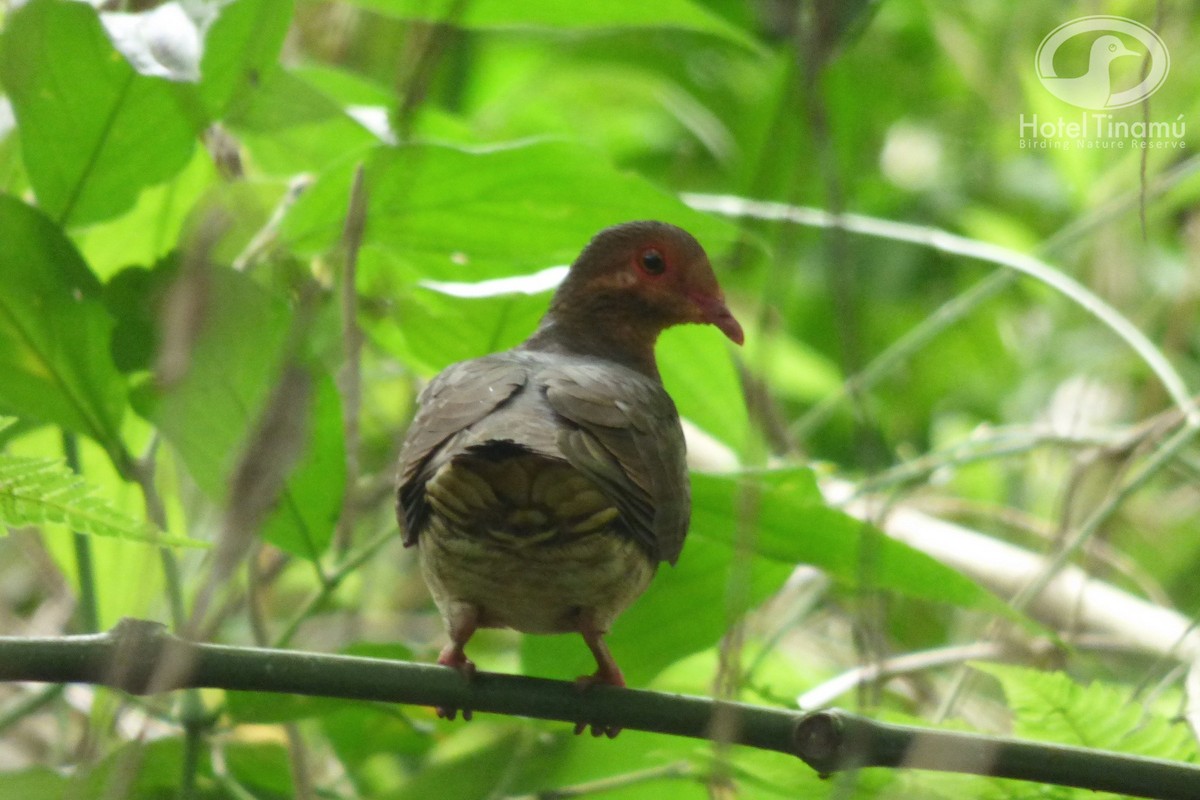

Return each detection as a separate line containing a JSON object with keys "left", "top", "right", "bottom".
{"left": 396, "top": 355, "right": 529, "bottom": 545}
{"left": 542, "top": 362, "right": 689, "bottom": 564}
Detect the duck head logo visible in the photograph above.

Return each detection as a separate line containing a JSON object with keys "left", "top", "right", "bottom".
{"left": 1035, "top": 16, "right": 1169, "bottom": 110}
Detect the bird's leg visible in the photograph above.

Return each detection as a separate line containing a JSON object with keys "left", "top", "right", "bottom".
{"left": 436, "top": 602, "right": 478, "bottom": 721}
{"left": 576, "top": 627, "right": 625, "bottom": 689}
{"left": 573, "top": 616, "right": 623, "bottom": 738}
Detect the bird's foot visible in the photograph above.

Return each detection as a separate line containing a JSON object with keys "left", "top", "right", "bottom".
{"left": 436, "top": 644, "right": 476, "bottom": 721}
{"left": 571, "top": 666, "right": 624, "bottom": 738}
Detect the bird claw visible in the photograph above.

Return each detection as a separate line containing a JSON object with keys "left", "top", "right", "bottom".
{"left": 437, "top": 705, "right": 473, "bottom": 722}
{"left": 572, "top": 720, "right": 620, "bottom": 738}
{"left": 436, "top": 647, "right": 476, "bottom": 722}
{"left": 571, "top": 669, "right": 623, "bottom": 737}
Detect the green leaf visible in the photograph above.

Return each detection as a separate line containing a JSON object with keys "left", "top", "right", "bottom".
{"left": 130, "top": 266, "right": 287, "bottom": 495}
{"left": 0, "top": 196, "right": 129, "bottom": 467}
{"left": 0, "top": 767, "right": 69, "bottom": 799}
{"left": 226, "top": 67, "right": 380, "bottom": 175}
{"left": 0, "top": 0, "right": 201, "bottom": 226}
{"left": 129, "top": 265, "right": 345, "bottom": 559}
{"left": 198, "top": 0, "right": 294, "bottom": 117}
{"left": 0, "top": 452, "right": 200, "bottom": 547}
{"left": 739, "top": 328, "right": 843, "bottom": 403}
{"left": 79, "top": 739, "right": 213, "bottom": 798}
{"left": 259, "top": 371, "right": 348, "bottom": 558}
{"left": 74, "top": 146, "right": 217, "bottom": 282}
{"left": 322, "top": 704, "right": 434, "bottom": 771}
{"left": 388, "top": 725, "right": 569, "bottom": 800}
{"left": 975, "top": 663, "right": 1200, "bottom": 762}
{"left": 104, "top": 261, "right": 176, "bottom": 375}
{"left": 363, "top": 274, "right": 551, "bottom": 376}
{"left": 281, "top": 141, "right": 739, "bottom": 279}
{"left": 343, "top": 0, "right": 760, "bottom": 51}
{"left": 659, "top": 324, "right": 750, "bottom": 453}
{"left": 222, "top": 742, "right": 294, "bottom": 797}
{"left": 691, "top": 469, "right": 1004, "bottom": 611}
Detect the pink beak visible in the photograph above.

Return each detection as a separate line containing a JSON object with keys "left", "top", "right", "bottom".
{"left": 691, "top": 292, "right": 744, "bottom": 345}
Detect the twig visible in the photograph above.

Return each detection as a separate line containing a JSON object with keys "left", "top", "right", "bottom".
{"left": 791, "top": 271, "right": 1014, "bottom": 440}
{"left": 130, "top": 440, "right": 211, "bottom": 798}
{"left": 798, "top": 641, "right": 1018, "bottom": 711}
{"left": 1009, "top": 422, "right": 1200, "bottom": 616}
{"left": 852, "top": 424, "right": 1130, "bottom": 497}
{"left": 913, "top": 496, "right": 1173, "bottom": 608}
{"left": 0, "top": 683, "right": 64, "bottom": 733}
{"left": 273, "top": 525, "right": 395, "bottom": 649}
{"left": 248, "top": 544, "right": 315, "bottom": 800}
{"left": 797, "top": 635, "right": 1157, "bottom": 712}
{"left": 62, "top": 433, "right": 99, "bottom": 634}
{"left": 1186, "top": 656, "right": 1200, "bottom": 746}
{"left": 335, "top": 165, "right": 367, "bottom": 556}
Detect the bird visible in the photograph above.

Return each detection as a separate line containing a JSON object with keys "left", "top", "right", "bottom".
{"left": 1040, "top": 34, "right": 1139, "bottom": 109}
{"left": 396, "top": 221, "right": 743, "bottom": 729}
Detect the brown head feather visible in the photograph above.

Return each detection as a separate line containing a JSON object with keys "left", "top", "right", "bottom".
{"left": 522, "top": 221, "right": 742, "bottom": 377}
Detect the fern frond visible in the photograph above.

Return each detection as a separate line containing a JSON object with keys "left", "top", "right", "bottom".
{"left": 0, "top": 453, "right": 204, "bottom": 548}
{"left": 975, "top": 663, "right": 1199, "bottom": 763}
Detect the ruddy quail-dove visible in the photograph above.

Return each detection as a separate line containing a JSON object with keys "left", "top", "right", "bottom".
{"left": 396, "top": 221, "right": 743, "bottom": 729}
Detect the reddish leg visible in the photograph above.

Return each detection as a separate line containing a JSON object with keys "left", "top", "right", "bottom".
{"left": 573, "top": 617, "right": 624, "bottom": 738}
{"left": 576, "top": 626, "right": 625, "bottom": 689}
{"left": 436, "top": 603, "right": 478, "bottom": 721}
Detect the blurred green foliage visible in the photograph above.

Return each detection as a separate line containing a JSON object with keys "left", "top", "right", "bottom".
{"left": 1, "top": 0, "right": 1198, "bottom": 797}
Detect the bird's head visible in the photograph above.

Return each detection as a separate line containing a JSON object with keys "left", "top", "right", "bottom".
{"left": 551, "top": 221, "right": 744, "bottom": 347}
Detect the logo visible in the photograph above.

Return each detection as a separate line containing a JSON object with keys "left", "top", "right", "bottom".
{"left": 1034, "top": 16, "right": 1169, "bottom": 110}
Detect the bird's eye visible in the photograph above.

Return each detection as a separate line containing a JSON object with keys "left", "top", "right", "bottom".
{"left": 639, "top": 248, "right": 667, "bottom": 276}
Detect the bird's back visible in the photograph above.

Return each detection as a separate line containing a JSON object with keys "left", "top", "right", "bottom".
{"left": 398, "top": 348, "right": 686, "bottom": 634}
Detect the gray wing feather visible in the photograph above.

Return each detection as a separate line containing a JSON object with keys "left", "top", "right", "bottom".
{"left": 396, "top": 356, "right": 528, "bottom": 545}
{"left": 543, "top": 364, "right": 689, "bottom": 564}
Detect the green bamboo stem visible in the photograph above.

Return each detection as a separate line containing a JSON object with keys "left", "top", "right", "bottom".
{"left": 1, "top": 619, "right": 1198, "bottom": 800}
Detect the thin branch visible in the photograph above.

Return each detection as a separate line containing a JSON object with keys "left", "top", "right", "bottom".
{"left": 0, "top": 683, "right": 63, "bottom": 733}
{"left": 248, "top": 544, "right": 315, "bottom": 800}
{"left": 130, "top": 437, "right": 188, "bottom": 633}
{"left": 1010, "top": 421, "right": 1200, "bottom": 617}
{"left": 798, "top": 635, "right": 1162, "bottom": 712}
{"left": 1186, "top": 656, "right": 1200, "bottom": 746}
{"left": 798, "top": 641, "right": 1017, "bottom": 711}
{"left": 2, "top": 620, "right": 1200, "bottom": 800}
{"left": 62, "top": 433, "right": 99, "bottom": 634}
{"left": 273, "top": 525, "right": 395, "bottom": 649}
{"left": 852, "top": 424, "right": 1131, "bottom": 497}
{"left": 914, "top": 496, "right": 1174, "bottom": 609}
{"left": 790, "top": 272, "right": 1014, "bottom": 440}
{"left": 335, "top": 165, "right": 368, "bottom": 556}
